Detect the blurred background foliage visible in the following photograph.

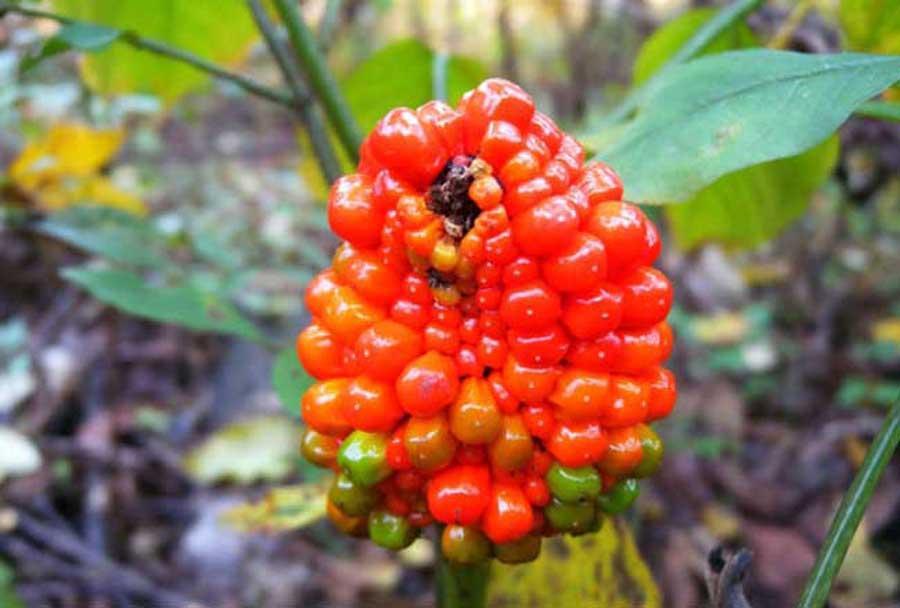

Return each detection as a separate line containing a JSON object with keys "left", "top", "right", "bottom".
{"left": 1, "top": 0, "right": 900, "bottom": 607}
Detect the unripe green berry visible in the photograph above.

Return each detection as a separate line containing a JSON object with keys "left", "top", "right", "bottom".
{"left": 546, "top": 462, "right": 601, "bottom": 503}
{"left": 338, "top": 430, "right": 391, "bottom": 487}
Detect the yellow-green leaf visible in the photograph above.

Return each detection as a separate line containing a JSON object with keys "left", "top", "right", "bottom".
{"left": 840, "top": 0, "right": 900, "bottom": 54}
{"left": 51, "top": 0, "right": 260, "bottom": 101}
{"left": 342, "top": 39, "right": 487, "bottom": 133}
{"left": 487, "top": 518, "right": 660, "bottom": 608}
{"left": 184, "top": 416, "right": 298, "bottom": 484}
{"left": 223, "top": 481, "right": 329, "bottom": 533}
{"left": 665, "top": 135, "right": 839, "bottom": 250}
{"left": 633, "top": 7, "right": 757, "bottom": 85}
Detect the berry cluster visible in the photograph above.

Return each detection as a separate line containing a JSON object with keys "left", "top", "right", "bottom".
{"left": 297, "top": 78, "right": 675, "bottom": 564}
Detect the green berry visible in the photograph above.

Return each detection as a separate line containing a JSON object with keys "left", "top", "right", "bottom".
{"left": 633, "top": 426, "right": 663, "bottom": 478}
{"left": 597, "top": 478, "right": 640, "bottom": 514}
{"left": 368, "top": 510, "right": 417, "bottom": 550}
{"left": 442, "top": 525, "right": 492, "bottom": 565}
{"left": 544, "top": 497, "right": 597, "bottom": 534}
{"left": 328, "top": 472, "right": 378, "bottom": 516}
{"left": 494, "top": 535, "right": 542, "bottom": 564}
{"left": 546, "top": 462, "right": 601, "bottom": 503}
{"left": 337, "top": 430, "right": 391, "bottom": 487}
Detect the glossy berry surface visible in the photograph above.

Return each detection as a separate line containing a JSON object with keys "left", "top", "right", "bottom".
{"left": 295, "top": 78, "right": 676, "bottom": 564}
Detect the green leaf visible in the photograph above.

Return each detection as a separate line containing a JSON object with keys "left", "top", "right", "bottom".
{"left": 34, "top": 207, "right": 169, "bottom": 268}
{"left": 666, "top": 135, "right": 839, "bottom": 249}
{"left": 633, "top": 7, "right": 757, "bottom": 85}
{"left": 600, "top": 51, "right": 900, "bottom": 204}
{"left": 19, "top": 22, "right": 121, "bottom": 75}
{"left": 222, "top": 481, "right": 329, "bottom": 532}
{"left": 272, "top": 346, "right": 313, "bottom": 417}
{"left": 184, "top": 416, "right": 298, "bottom": 484}
{"left": 50, "top": 0, "right": 261, "bottom": 101}
{"left": 61, "top": 266, "right": 262, "bottom": 340}
{"left": 487, "top": 518, "right": 660, "bottom": 608}
{"left": 840, "top": 0, "right": 900, "bottom": 54}
{"left": 342, "top": 39, "right": 487, "bottom": 132}
{"left": 58, "top": 22, "right": 121, "bottom": 49}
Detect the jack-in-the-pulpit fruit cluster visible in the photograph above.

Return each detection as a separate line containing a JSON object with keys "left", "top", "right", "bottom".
{"left": 296, "top": 78, "right": 675, "bottom": 564}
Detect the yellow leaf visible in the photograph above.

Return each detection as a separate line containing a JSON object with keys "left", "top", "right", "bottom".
{"left": 692, "top": 312, "right": 749, "bottom": 345}
{"left": 222, "top": 481, "right": 329, "bottom": 533}
{"left": 487, "top": 518, "right": 660, "bottom": 608}
{"left": 74, "top": 177, "right": 147, "bottom": 216}
{"left": 7, "top": 123, "right": 145, "bottom": 215}
{"left": 10, "top": 123, "right": 122, "bottom": 184}
{"left": 872, "top": 318, "right": 900, "bottom": 344}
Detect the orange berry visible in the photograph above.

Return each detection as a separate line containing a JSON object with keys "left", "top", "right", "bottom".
{"left": 396, "top": 351, "right": 460, "bottom": 417}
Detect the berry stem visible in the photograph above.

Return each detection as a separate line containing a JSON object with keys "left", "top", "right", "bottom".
{"left": 436, "top": 548, "right": 490, "bottom": 608}
{"left": 0, "top": 2, "right": 293, "bottom": 108}
{"left": 245, "top": 0, "right": 343, "bottom": 184}
{"left": 272, "top": 0, "right": 363, "bottom": 163}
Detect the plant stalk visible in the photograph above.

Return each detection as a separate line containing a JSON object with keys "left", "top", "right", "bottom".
{"left": 855, "top": 100, "right": 900, "bottom": 122}
{"left": 768, "top": 0, "right": 815, "bottom": 50}
{"left": 272, "top": 0, "right": 362, "bottom": 162}
{"left": 796, "top": 397, "right": 900, "bottom": 608}
{"left": 245, "top": 0, "right": 342, "bottom": 184}
{"left": 599, "top": 0, "right": 765, "bottom": 128}
{"left": 0, "top": 2, "right": 292, "bottom": 107}
{"left": 436, "top": 552, "right": 490, "bottom": 608}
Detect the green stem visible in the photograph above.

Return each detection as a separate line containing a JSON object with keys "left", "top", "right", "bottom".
{"left": 436, "top": 553, "right": 490, "bottom": 608}
{"left": 245, "top": 0, "right": 342, "bottom": 184}
{"left": 0, "top": 2, "right": 292, "bottom": 108}
{"left": 272, "top": 0, "right": 362, "bottom": 162}
{"left": 599, "top": 0, "right": 765, "bottom": 128}
{"left": 432, "top": 51, "right": 449, "bottom": 102}
{"left": 796, "top": 397, "right": 900, "bottom": 608}
{"left": 767, "top": 0, "right": 815, "bottom": 50}
{"left": 854, "top": 100, "right": 900, "bottom": 122}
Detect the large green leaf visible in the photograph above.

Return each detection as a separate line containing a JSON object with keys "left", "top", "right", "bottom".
{"left": 62, "top": 266, "right": 262, "bottom": 340}
{"left": 666, "top": 135, "right": 839, "bottom": 249}
{"left": 600, "top": 51, "right": 900, "bottom": 204}
{"left": 840, "top": 0, "right": 900, "bottom": 54}
{"left": 51, "top": 0, "right": 260, "bottom": 101}
{"left": 633, "top": 7, "right": 757, "bottom": 85}
{"left": 628, "top": 8, "right": 836, "bottom": 249}
{"left": 272, "top": 346, "right": 313, "bottom": 417}
{"left": 342, "top": 38, "right": 487, "bottom": 132}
